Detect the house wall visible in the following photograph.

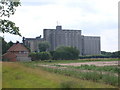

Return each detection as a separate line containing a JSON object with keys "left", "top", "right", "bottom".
{"left": 3, "top": 53, "right": 17, "bottom": 61}
{"left": 17, "top": 56, "right": 31, "bottom": 61}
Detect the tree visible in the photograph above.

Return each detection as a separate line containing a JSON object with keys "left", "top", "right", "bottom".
{"left": 0, "top": 0, "right": 21, "bottom": 36}
{"left": 111, "top": 51, "right": 120, "bottom": 58}
{"left": 2, "top": 37, "right": 7, "bottom": 54}
{"left": 7, "top": 41, "right": 14, "bottom": 47}
{"left": 38, "top": 41, "right": 50, "bottom": 52}
{"left": 53, "top": 46, "right": 80, "bottom": 60}
{"left": 2, "top": 38, "right": 14, "bottom": 54}
{"left": 39, "top": 52, "right": 51, "bottom": 60}
{"left": 29, "top": 52, "right": 51, "bottom": 61}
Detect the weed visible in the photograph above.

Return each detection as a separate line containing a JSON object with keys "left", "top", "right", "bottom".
{"left": 60, "top": 81, "right": 74, "bottom": 88}
{"left": 40, "top": 66, "right": 119, "bottom": 87}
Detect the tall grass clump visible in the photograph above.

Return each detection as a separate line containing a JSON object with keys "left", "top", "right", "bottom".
{"left": 102, "top": 74, "right": 118, "bottom": 86}
{"left": 40, "top": 66, "right": 118, "bottom": 87}
{"left": 68, "top": 65, "right": 120, "bottom": 73}
{"left": 60, "top": 81, "right": 74, "bottom": 88}
{"left": 80, "top": 72, "right": 102, "bottom": 82}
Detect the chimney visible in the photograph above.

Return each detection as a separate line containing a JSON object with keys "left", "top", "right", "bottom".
{"left": 56, "top": 26, "right": 62, "bottom": 30}
{"left": 16, "top": 41, "right": 19, "bottom": 44}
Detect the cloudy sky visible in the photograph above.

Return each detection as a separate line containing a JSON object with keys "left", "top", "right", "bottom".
{"left": 0, "top": 0, "right": 119, "bottom": 52}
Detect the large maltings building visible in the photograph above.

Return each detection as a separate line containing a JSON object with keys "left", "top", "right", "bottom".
{"left": 23, "top": 26, "right": 101, "bottom": 55}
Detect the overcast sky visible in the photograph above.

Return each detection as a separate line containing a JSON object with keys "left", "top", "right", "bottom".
{"left": 0, "top": 0, "right": 119, "bottom": 52}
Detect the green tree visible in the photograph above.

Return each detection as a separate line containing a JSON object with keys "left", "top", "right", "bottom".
{"left": 0, "top": 0, "right": 21, "bottom": 36}
{"left": 53, "top": 46, "right": 80, "bottom": 60}
{"left": 2, "top": 38, "right": 7, "bottom": 54}
{"left": 38, "top": 41, "right": 50, "bottom": 52}
{"left": 7, "top": 41, "right": 14, "bottom": 47}
{"left": 2, "top": 38, "right": 14, "bottom": 54}
{"left": 111, "top": 51, "right": 120, "bottom": 58}
{"left": 39, "top": 52, "right": 51, "bottom": 60}
{"left": 29, "top": 52, "right": 51, "bottom": 61}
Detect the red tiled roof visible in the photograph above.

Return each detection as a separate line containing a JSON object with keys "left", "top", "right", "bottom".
{"left": 8, "top": 43, "right": 29, "bottom": 52}
{"left": 3, "top": 52, "right": 17, "bottom": 61}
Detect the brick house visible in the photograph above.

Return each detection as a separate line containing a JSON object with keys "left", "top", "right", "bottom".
{"left": 3, "top": 42, "right": 31, "bottom": 61}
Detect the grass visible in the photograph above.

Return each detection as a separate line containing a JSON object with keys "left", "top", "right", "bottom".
{"left": 40, "top": 66, "right": 119, "bottom": 86}
{"left": 57, "top": 64, "right": 120, "bottom": 73}
{"left": 2, "top": 62, "right": 58, "bottom": 88}
{"left": 2, "top": 62, "right": 117, "bottom": 88}
{"left": 21, "top": 58, "right": 119, "bottom": 66}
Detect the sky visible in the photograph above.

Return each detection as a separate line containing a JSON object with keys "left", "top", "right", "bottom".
{"left": 0, "top": 0, "right": 119, "bottom": 52}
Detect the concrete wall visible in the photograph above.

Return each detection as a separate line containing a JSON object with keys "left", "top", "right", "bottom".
{"left": 24, "top": 37, "right": 44, "bottom": 52}
{"left": 44, "top": 26, "right": 82, "bottom": 55}
{"left": 83, "top": 36, "right": 101, "bottom": 55}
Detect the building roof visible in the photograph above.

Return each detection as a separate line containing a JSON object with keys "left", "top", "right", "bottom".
{"left": 8, "top": 43, "right": 29, "bottom": 52}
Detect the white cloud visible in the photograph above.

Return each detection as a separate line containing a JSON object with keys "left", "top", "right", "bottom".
{"left": 1, "top": 0, "right": 119, "bottom": 52}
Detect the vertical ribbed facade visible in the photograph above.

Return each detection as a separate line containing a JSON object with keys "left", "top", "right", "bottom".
{"left": 24, "top": 26, "right": 101, "bottom": 55}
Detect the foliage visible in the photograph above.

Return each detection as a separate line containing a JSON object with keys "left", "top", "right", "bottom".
{"left": 0, "top": 19, "right": 21, "bottom": 36}
{"left": 2, "top": 37, "right": 14, "bottom": 54}
{"left": 2, "top": 38, "right": 7, "bottom": 54}
{"left": 60, "top": 81, "right": 76, "bottom": 88}
{"left": 53, "top": 46, "right": 80, "bottom": 60}
{"left": 101, "top": 51, "right": 120, "bottom": 58}
{"left": 79, "top": 55, "right": 111, "bottom": 59}
{"left": 39, "top": 52, "right": 51, "bottom": 60}
{"left": 69, "top": 65, "right": 120, "bottom": 73}
{"left": 111, "top": 51, "right": 120, "bottom": 58}
{"left": 29, "top": 52, "right": 51, "bottom": 61}
{"left": 41, "top": 66, "right": 118, "bottom": 86}
{"left": 29, "top": 52, "right": 38, "bottom": 61}
{"left": 0, "top": 0, "right": 21, "bottom": 36}
{"left": 38, "top": 41, "right": 50, "bottom": 52}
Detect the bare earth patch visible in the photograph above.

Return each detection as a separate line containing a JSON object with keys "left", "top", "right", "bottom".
{"left": 58, "top": 61, "right": 118, "bottom": 66}
{"left": 38, "top": 61, "right": 119, "bottom": 76}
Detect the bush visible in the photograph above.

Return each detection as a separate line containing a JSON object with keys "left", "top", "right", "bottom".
{"left": 79, "top": 55, "right": 111, "bottom": 59}
{"left": 60, "top": 81, "right": 74, "bottom": 88}
{"left": 29, "top": 52, "right": 38, "bottom": 61}
{"left": 52, "top": 46, "right": 80, "bottom": 60}
{"left": 39, "top": 52, "right": 51, "bottom": 60}
{"left": 29, "top": 52, "right": 51, "bottom": 61}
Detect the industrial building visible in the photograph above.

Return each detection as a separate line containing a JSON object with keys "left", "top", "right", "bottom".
{"left": 23, "top": 26, "right": 101, "bottom": 55}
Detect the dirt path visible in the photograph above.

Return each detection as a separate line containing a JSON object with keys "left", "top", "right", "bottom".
{"left": 58, "top": 61, "right": 118, "bottom": 66}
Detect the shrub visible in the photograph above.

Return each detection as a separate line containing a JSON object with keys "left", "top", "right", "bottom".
{"left": 53, "top": 46, "right": 80, "bottom": 60}
{"left": 40, "top": 66, "right": 119, "bottom": 87}
{"left": 39, "top": 52, "right": 51, "bottom": 60}
{"left": 29, "top": 52, "right": 51, "bottom": 61}
{"left": 29, "top": 52, "right": 38, "bottom": 61}
{"left": 60, "top": 81, "right": 75, "bottom": 88}
{"left": 102, "top": 74, "right": 118, "bottom": 86}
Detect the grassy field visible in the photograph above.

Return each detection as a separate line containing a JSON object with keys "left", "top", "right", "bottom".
{"left": 52, "top": 64, "right": 120, "bottom": 73}
{"left": 22, "top": 58, "right": 119, "bottom": 66}
{"left": 2, "top": 61, "right": 118, "bottom": 88}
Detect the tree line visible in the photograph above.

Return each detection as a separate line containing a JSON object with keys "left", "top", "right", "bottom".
{"left": 29, "top": 41, "right": 80, "bottom": 61}
{"left": 29, "top": 41, "right": 120, "bottom": 61}
{"left": 2, "top": 39, "right": 120, "bottom": 61}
